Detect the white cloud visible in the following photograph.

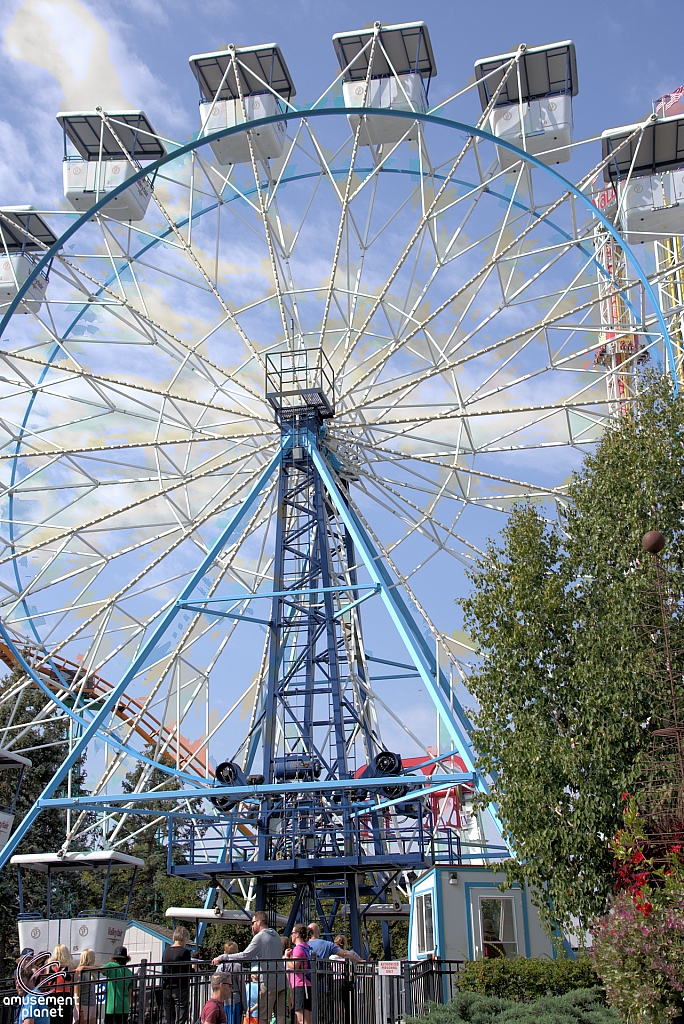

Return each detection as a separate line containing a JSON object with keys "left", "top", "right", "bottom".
{"left": 5, "top": 0, "right": 130, "bottom": 109}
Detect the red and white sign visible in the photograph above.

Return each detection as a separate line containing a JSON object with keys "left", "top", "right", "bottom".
{"left": 593, "top": 186, "right": 617, "bottom": 215}
{"left": 377, "top": 961, "right": 402, "bottom": 976}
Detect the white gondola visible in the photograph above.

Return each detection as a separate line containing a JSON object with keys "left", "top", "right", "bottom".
{"left": 474, "top": 41, "right": 578, "bottom": 171}
{"left": 0, "top": 208, "right": 57, "bottom": 315}
{"left": 602, "top": 115, "right": 684, "bottom": 243}
{"left": 12, "top": 850, "right": 144, "bottom": 965}
{"left": 332, "top": 21, "right": 436, "bottom": 147}
{"left": 57, "top": 111, "right": 165, "bottom": 222}
{"left": 189, "top": 44, "right": 295, "bottom": 166}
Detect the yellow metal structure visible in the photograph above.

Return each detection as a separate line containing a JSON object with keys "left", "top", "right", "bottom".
{"left": 594, "top": 223, "right": 644, "bottom": 418}
{"left": 655, "top": 236, "right": 684, "bottom": 385}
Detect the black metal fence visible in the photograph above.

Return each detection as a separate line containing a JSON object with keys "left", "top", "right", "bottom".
{"left": 0, "top": 957, "right": 465, "bottom": 1024}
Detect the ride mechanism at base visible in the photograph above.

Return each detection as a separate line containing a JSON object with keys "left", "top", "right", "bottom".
{"left": 0, "top": 17, "right": 681, "bottom": 959}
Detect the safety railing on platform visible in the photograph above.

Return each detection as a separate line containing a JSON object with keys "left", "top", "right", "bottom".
{"left": 0, "top": 957, "right": 466, "bottom": 1024}
{"left": 169, "top": 806, "right": 465, "bottom": 875}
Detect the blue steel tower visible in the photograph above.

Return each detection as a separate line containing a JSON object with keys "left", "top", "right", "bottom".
{"left": 166, "top": 349, "right": 490, "bottom": 954}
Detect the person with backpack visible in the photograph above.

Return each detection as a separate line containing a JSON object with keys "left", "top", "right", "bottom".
{"left": 285, "top": 925, "right": 312, "bottom": 1024}
{"left": 199, "top": 976, "right": 230, "bottom": 1024}
{"left": 43, "top": 945, "right": 75, "bottom": 1024}
{"left": 215, "top": 943, "right": 245, "bottom": 1024}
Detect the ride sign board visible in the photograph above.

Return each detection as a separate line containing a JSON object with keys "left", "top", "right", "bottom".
{"left": 0, "top": 811, "right": 14, "bottom": 849}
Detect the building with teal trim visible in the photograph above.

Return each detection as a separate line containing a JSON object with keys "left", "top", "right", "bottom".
{"left": 409, "top": 867, "right": 556, "bottom": 961}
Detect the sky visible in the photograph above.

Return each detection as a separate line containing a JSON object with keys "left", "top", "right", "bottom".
{"left": 1, "top": 0, "right": 683, "bottom": 210}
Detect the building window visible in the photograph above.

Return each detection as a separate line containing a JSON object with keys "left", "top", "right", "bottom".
{"left": 480, "top": 897, "right": 517, "bottom": 958}
{"left": 415, "top": 892, "right": 435, "bottom": 954}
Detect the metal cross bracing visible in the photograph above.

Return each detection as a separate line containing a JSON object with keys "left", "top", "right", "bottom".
{"left": 258, "top": 431, "right": 376, "bottom": 787}
{"left": 593, "top": 222, "right": 648, "bottom": 418}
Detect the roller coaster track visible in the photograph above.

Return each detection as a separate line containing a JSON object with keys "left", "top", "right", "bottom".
{"left": 0, "top": 641, "right": 209, "bottom": 777}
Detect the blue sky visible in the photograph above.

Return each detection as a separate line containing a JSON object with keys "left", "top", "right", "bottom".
{"left": 1, "top": 0, "right": 683, "bottom": 210}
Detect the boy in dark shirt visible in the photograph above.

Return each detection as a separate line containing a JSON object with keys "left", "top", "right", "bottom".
{"left": 201, "top": 977, "right": 230, "bottom": 1024}
{"left": 162, "top": 928, "right": 192, "bottom": 1024}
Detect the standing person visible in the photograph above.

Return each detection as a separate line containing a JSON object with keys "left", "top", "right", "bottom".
{"left": 306, "top": 924, "right": 360, "bottom": 1024}
{"left": 74, "top": 950, "right": 98, "bottom": 1024}
{"left": 43, "top": 945, "right": 74, "bottom": 1024}
{"left": 306, "top": 925, "right": 359, "bottom": 962}
{"left": 330, "top": 937, "right": 363, "bottom": 962}
{"left": 211, "top": 912, "right": 285, "bottom": 1024}
{"left": 329, "top": 937, "right": 360, "bottom": 1024}
{"left": 215, "top": 943, "right": 245, "bottom": 1024}
{"left": 102, "top": 947, "right": 133, "bottom": 1024}
{"left": 199, "top": 976, "right": 229, "bottom": 1024}
{"left": 286, "top": 925, "right": 312, "bottom": 1024}
{"left": 162, "top": 927, "right": 192, "bottom": 1024}
{"left": 17, "top": 969, "right": 41, "bottom": 1024}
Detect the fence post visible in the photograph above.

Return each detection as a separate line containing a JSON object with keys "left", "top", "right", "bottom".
{"left": 137, "top": 959, "right": 147, "bottom": 1024}
{"left": 310, "top": 953, "right": 318, "bottom": 1024}
{"left": 401, "top": 960, "right": 411, "bottom": 1021}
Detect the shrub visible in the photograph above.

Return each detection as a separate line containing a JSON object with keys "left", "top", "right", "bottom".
{"left": 593, "top": 891, "right": 684, "bottom": 1023}
{"left": 456, "top": 956, "right": 601, "bottom": 1002}
{"left": 591, "top": 797, "right": 684, "bottom": 1022}
{"left": 408, "top": 988, "right": 616, "bottom": 1023}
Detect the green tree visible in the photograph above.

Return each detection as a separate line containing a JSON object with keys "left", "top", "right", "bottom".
{"left": 0, "top": 668, "right": 91, "bottom": 968}
{"left": 460, "top": 374, "right": 684, "bottom": 932}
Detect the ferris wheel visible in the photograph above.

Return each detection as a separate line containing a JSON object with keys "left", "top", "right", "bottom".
{"left": 0, "top": 23, "right": 672, "bottom": 927}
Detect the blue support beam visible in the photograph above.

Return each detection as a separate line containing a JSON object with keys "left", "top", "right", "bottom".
{"left": 181, "top": 585, "right": 379, "bottom": 603}
{"left": 306, "top": 438, "right": 507, "bottom": 845}
{"left": 36, "top": 771, "right": 473, "bottom": 807}
{"left": 0, "top": 446, "right": 285, "bottom": 870}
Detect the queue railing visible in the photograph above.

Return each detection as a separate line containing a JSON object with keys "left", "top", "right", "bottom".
{"left": 0, "top": 955, "right": 466, "bottom": 1024}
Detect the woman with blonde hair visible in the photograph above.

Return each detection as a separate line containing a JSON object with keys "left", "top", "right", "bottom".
{"left": 52, "top": 945, "right": 74, "bottom": 971}
{"left": 44, "top": 944, "right": 75, "bottom": 1023}
{"left": 74, "top": 950, "right": 98, "bottom": 1024}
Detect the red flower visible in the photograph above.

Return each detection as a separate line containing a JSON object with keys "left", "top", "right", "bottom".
{"left": 632, "top": 851, "right": 645, "bottom": 864}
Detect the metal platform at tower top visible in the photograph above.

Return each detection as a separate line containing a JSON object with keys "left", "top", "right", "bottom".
{"left": 265, "top": 348, "right": 335, "bottom": 419}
